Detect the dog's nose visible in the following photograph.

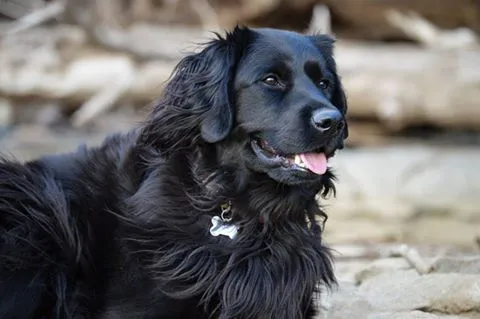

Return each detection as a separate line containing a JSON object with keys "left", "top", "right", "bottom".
{"left": 311, "top": 108, "right": 344, "bottom": 133}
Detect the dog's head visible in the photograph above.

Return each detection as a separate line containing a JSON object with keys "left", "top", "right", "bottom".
{"left": 144, "top": 27, "right": 348, "bottom": 188}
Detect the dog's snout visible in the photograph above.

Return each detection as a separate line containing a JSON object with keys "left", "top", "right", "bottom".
{"left": 311, "top": 108, "right": 344, "bottom": 133}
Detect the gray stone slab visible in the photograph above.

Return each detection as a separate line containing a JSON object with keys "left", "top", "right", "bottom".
{"left": 329, "top": 145, "right": 480, "bottom": 221}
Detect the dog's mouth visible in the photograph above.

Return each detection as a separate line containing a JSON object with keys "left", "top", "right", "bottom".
{"left": 251, "top": 138, "right": 330, "bottom": 175}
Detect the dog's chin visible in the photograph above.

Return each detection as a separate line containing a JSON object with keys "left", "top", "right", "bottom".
{"left": 247, "top": 137, "right": 337, "bottom": 186}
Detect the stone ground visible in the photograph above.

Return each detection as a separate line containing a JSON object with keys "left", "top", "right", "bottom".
{"left": 319, "top": 249, "right": 480, "bottom": 318}
{"left": 327, "top": 145, "right": 480, "bottom": 248}
{"left": 1, "top": 109, "right": 479, "bottom": 318}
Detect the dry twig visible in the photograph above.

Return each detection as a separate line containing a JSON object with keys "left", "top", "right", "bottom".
{"left": 3, "top": 0, "right": 66, "bottom": 36}
{"left": 389, "top": 244, "right": 433, "bottom": 275}
{"left": 386, "top": 10, "right": 478, "bottom": 49}
{"left": 72, "top": 78, "right": 132, "bottom": 127}
{"left": 307, "top": 4, "right": 332, "bottom": 35}
{"left": 64, "top": 0, "right": 203, "bottom": 61}
{"left": 189, "top": 0, "right": 220, "bottom": 31}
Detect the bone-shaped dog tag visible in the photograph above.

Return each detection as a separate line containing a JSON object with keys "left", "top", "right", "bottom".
{"left": 209, "top": 216, "right": 238, "bottom": 239}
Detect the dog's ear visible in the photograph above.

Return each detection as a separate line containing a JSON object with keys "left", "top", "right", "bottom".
{"left": 167, "top": 26, "right": 251, "bottom": 143}
{"left": 309, "top": 34, "right": 348, "bottom": 140}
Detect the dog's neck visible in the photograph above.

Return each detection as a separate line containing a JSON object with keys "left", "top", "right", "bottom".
{"left": 135, "top": 140, "right": 330, "bottom": 228}
{"left": 124, "top": 142, "right": 335, "bottom": 318}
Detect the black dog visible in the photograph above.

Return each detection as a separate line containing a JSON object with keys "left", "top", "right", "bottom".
{"left": 0, "top": 27, "right": 348, "bottom": 318}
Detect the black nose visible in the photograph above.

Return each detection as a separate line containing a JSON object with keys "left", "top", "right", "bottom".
{"left": 311, "top": 108, "right": 344, "bottom": 133}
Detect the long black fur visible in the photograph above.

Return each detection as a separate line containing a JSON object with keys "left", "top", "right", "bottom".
{"left": 0, "top": 26, "right": 347, "bottom": 319}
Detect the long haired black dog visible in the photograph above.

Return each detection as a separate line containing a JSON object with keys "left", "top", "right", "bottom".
{"left": 0, "top": 27, "right": 348, "bottom": 318}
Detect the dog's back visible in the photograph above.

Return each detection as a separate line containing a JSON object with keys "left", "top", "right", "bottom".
{"left": 0, "top": 132, "right": 215, "bottom": 319}
{"left": 0, "top": 132, "right": 137, "bottom": 318}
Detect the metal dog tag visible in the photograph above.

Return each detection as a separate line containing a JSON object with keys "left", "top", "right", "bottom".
{"left": 209, "top": 216, "right": 238, "bottom": 239}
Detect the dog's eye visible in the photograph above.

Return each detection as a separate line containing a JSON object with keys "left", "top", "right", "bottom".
{"left": 318, "top": 79, "right": 330, "bottom": 90}
{"left": 263, "top": 74, "right": 283, "bottom": 88}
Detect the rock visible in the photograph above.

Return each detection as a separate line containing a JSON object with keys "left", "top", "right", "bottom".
{"left": 355, "top": 258, "right": 411, "bottom": 284}
{"left": 323, "top": 145, "right": 480, "bottom": 247}
{"left": 321, "top": 254, "right": 480, "bottom": 318}
{"left": 0, "top": 124, "right": 106, "bottom": 160}
{"left": 431, "top": 256, "right": 480, "bottom": 274}
{"left": 318, "top": 282, "right": 374, "bottom": 319}
{"left": 324, "top": 218, "right": 404, "bottom": 243}
{"left": 334, "top": 260, "right": 372, "bottom": 283}
{"left": 367, "top": 311, "right": 466, "bottom": 319}
{"left": 403, "top": 218, "right": 480, "bottom": 247}
{"left": 358, "top": 270, "right": 480, "bottom": 314}
{"left": 325, "top": 216, "right": 480, "bottom": 247}
{"left": 0, "top": 98, "right": 13, "bottom": 126}
{"left": 14, "top": 100, "right": 65, "bottom": 126}
{"left": 329, "top": 145, "right": 480, "bottom": 221}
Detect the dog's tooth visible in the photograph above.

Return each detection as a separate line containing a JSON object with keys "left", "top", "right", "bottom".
{"left": 294, "top": 155, "right": 302, "bottom": 165}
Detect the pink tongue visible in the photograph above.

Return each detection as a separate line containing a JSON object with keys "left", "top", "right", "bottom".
{"left": 299, "top": 153, "right": 328, "bottom": 175}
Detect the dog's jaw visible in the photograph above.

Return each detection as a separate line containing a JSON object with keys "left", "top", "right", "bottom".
{"left": 250, "top": 138, "right": 330, "bottom": 175}
{"left": 241, "top": 135, "right": 339, "bottom": 187}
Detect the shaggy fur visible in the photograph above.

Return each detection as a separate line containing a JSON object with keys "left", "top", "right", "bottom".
{"left": 0, "top": 27, "right": 348, "bottom": 319}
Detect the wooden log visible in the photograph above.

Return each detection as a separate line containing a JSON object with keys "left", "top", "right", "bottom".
{"left": 0, "top": 50, "right": 173, "bottom": 103}
{"left": 210, "top": 0, "right": 480, "bottom": 38}
{"left": 0, "top": 0, "right": 46, "bottom": 19}
{"left": 345, "top": 121, "right": 395, "bottom": 147}
{"left": 0, "top": 25, "right": 196, "bottom": 102}
{"left": 319, "top": 0, "right": 480, "bottom": 41}
{"left": 1, "top": 25, "right": 480, "bottom": 130}
{"left": 335, "top": 40, "right": 480, "bottom": 130}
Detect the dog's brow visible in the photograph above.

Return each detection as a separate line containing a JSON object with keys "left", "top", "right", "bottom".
{"left": 249, "top": 52, "right": 292, "bottom": 78}
{"left": 250, "top": 37, "right": 293, "bottom": 60}
{"left": 304, "top": 60, "right": 323, "bottom": 79}
{"left": 265, "top": 59, "right": 290, "bottom": 73}
{"left": 251, "top": 49, "right": 291, "bottom": 65}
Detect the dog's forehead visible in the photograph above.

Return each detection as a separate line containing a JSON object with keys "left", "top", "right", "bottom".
{"left": 248, "top": 28, "right": 326, "bottom": 64}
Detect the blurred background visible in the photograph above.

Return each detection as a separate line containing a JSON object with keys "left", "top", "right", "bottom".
{"left": 1, "top": 1, "right": 480, "bottom": 317}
